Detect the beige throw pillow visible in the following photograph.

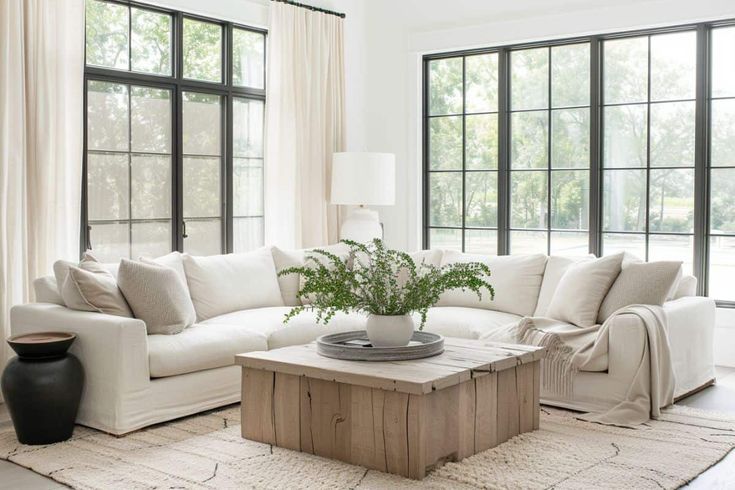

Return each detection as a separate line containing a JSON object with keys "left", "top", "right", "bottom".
{"left": 53, "top": 252, "right": 131, "bottom": 316}
{"left": 597, "top": 261, "right": 683, "bottom": 322}
{"left": 545, "top": 253, "right": 624, "bottom": 327}
{"left": 117, "top": 259, "right": 196, "bottom": 335}
{"left": 140, "top": 251, "right": 190, "bottom": 295}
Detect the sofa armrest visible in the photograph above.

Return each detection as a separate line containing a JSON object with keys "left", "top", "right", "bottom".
{"left": 10, "top": 303, "right": 149, "bottom": 431}
{"left": 606, "top": 312, "right": 648, "bottom": 381}
{"left": 663, "top": 297, "right": 716, "bottom": 396}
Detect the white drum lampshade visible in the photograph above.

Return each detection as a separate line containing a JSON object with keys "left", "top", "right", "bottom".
{"left": 331, "top": 152, "right": 395, "bottom": 242}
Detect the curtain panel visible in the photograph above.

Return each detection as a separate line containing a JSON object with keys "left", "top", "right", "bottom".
{"left": 0, "top": 0, "right": 84, "bottom": 382}
{"left": 264, "top": 2, "right": 345, "bottom": 249}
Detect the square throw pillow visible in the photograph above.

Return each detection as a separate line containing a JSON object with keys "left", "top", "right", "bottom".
{"left": 140, "top": 251, "right": 190, "bottom": 296}
{"left": 183, "top": 248, "right": 284, "bottom": 321}
{"left": 117, "top": 259, "right": 196, "bottom": 335}
{"left": 437, "top": 251, "right": 548, "bottom": 317}
{"left": 597, "top": 261, "right": 683, "bottom": 322}
{"left": 272, "top": 243, "right": 351, "bottom": 306}
{"left": 545, "top": 253, "right": 624, "bottom": 327}
{"left": 53, "top": 252, "right": 132, "bottom": 316}
{"left": 533, "top": 255, "right": 594, "bottom": 317}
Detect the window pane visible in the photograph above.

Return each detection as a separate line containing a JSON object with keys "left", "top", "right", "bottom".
{"left": 465, "top": 53, "right": 498, "bottom": 113}
{"left": 511, "top": 111, "right": 548, "bottom": 169}
{"left": 551, "top": 43, "right": 590, "bottom": 108}
{"left": 465, "top": 172, "right": 497, "bottom": 227}
{"left": 602, "top": 233, "right": 646, "bottom": 259}
{"left": 131, "top": 155, "right": 171, "bottom": 220}
{"left": 87, "top": 153, "right": 129, "bottom": 221}
{"left": 603, "top": 37, "right": 648, "bottom": 104}
{"left": 87, "top": 81, "right": 129, "bottom": 152}
{"left": 131, "top": 221, "right": 171, "bottom": 259}
{"left": 649, "top": 102, "right": 695, "bottom": 167}
{"left": 649, "top": 234, "right": 693, "bottom": 274}
{"left": 711, "top": 169, "right": 735, "bottom": 235}
{"left": 131, "top": 87, "right": 171, "bottom": 153}
{"left": 233, "top": 217, "right": 264, "bottom": 253}
{"left": 429, "top": 58, "right": 462, "bottom": 116}
{"left": 650, "top": 31, "right": 696, "bottom": 101}
{"left": 511, "top": 171, "right": 547, "bottom": 229}
{"left": 184, "top": 219, "right": 221, "bottom": 256}
{"left": 465, "top": 114, "right": 498, "bottom": 170}
{"left": 709, "top": 236, "right": 735, "bottom": 301}
{"left": 551, "top": 108, "right": 589, "bottom": 169}
{"left": 233, "top": 98, "right": 264, "bottom": 158}
{"left": 89, "top": 223, "right": 129, "bottom": 262}
{"left": 85, "top": 0, "right": 129, "bottom": 70}
{"left": 511, "top": 48, "right": 549, "bottom": 111}
{"left": 183, "top": 92, "right": 221, "bottom": 156}
{"left": 429, "top": 116, "right": 462, "bottom": 170}
{"left": 551, "top": 170, "right": 589, "bottom": 230}
{"left": 510, "top": 230, "right": 547, "bottom": 254}
{"left": 711, "top": 99, "right": 735, "bottom": 167}
{"left": 603, "top": 169, "right": 646, "bottom": 232}
{"left": 183, "top": 157, "right": 221, "bottom": 218}
{"left": 131, "top": 8, "right": 172, "bottom": 75}
{"left": 234, "top": 159, "right": 263, "bottom": 217}
{"left": 183, "top": 18, "right": 222, "bottom": 82}
{"left": 465, "top": 229, "right": 497, "bottom": 255}
{"left": 712, "top": 27, "right": 735, "bottom": 98}
{"left": 429, "top": 228, "right": 462, "bottom": 251}
{"left": 649, "top": 168, "right": 694, "bottom": 233}
{"left": 550, "top": 232, "right": 589, "bottom": 256}
{"left": 603, "top": 104, "right": 647, "bottom": 168}
{"left": 233, "top": 28, "right": 265, "bottom": 89}
{"left": 429, "top": 173, "right": 462, "bottom": 227}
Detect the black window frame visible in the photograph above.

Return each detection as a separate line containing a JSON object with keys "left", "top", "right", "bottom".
{"left": 422, "top": 19, "right": 735, "bottom": 307}
{"left": 82, "top": 0, "right": 267, "bottom": 258}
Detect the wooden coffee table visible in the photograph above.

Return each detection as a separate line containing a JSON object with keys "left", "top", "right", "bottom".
{"left": 235, "top": 337, "right": 545, "bottom": 480}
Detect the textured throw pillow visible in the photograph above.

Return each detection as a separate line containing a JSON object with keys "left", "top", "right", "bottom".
{"left": 437, "top": 251, "right": 548, "bottom": 317}
{"left": 117, "top": 259, "right": 196, "bottom": 335}
{"left": 533, "top": 255, "right": 595, "bottom": 317}
{"left": 140, "top": 251, "right": 190, "bottom": 295}
{"left": 545, "top": 253, "right": 624, "bottom": 327}
{"left": 183, "top": 248, "right": 284, "bottom": 321}
{"left": 272, "top": 243, "right": 351, "bottom": 306}
{"left": 597, "top": 261, "right": 683, "bottom": 322}
{"left": 53, "top": 252, "right": 132, "bottom": 316}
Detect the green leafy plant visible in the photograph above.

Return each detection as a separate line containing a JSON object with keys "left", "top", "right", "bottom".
{"left": 279, "top": 239, "right": 495, "bottom": 330}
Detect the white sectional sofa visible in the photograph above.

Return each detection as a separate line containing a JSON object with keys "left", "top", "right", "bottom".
{"left": 11, "top": 247, "right": 716, "bottom": 435}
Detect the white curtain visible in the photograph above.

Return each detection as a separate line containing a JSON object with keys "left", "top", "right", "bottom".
{"left": 0, "top": 0, "right": 84, "bottom": 380}
{"left": 264, "top": 2, "right": 345, "bottom": 249}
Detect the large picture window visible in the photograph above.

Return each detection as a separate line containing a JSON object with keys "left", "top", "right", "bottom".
{"left": 84, "top": 0, "right": 266, "bottom": 261}
{"left": 423, "top": 21, "right": 735, "bottom": 305}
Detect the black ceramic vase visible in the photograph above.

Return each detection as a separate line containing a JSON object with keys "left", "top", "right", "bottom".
{"left": 1, "top": 332, "right": 84, "bottom": 445}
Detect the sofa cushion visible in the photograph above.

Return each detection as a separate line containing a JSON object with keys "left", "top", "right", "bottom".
{"left": 410, "top": 249, "right": 443, "bottom": 268}
{"left": 140, "top": 251, "right": 190, "bottom": 296}
{"left": 148, "top": 324, "right": 268, "bottom": 378}
{"left": 546, "top": 253, "right": 623, "bottom": 327}
{"left": 272, "top": 243, "right": 351, "bottom": 306}
{"left": 203, "top": 306, "right": 367, "bottom": 349}
{"left": 183, "top": 248, "right": 284, "bottom": 321}
{"left": 674, "top": 275, "right": 697, "bottom": 299}
{"left": 419, "top": 307, "right": 521, "bottom": 339}
{"left": 33, "top": 276, "right": 64, "bottom": 305}
{"left": 437, "top": 251, "right": 547, "bottom": 316}
{"left": 534, "top": 255, "right": 594, "bottom": 317}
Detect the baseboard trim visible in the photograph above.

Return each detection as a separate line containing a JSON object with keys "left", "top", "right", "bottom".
{"left": 674, "top": 378, "right": 715, "bottom": 402}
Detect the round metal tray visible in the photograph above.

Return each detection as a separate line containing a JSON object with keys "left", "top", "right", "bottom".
{"left": 316, "top": 330, "right": 444, "bottom": 361}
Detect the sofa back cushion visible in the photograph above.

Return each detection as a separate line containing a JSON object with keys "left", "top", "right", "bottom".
{"left": 534, "top": 255, "right": 594, "bottom": 317}
{"left": 183, "top": 248, "right": 283, "bottom": 321}
{"left": 409, "top": 249, "right": 443, "bottom": 268}
{"left": 33, "top": 276, "right": 64, "bottom": 305}
{"left": 545, "top": 253, "right": 623, "bottom": 327}
{"left": 437, "top": 251, "right": 547, "bottom": 316}
{"left": 674, "top": 274, "right": 697, "bottom": 299}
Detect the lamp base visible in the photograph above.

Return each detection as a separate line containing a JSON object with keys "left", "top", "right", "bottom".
{"left": 339, "top": 208, "right": 383, "bottom": 243}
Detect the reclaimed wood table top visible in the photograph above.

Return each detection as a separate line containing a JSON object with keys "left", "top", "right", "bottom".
{"left": 235, "top": 337, "right": 545, "bottom": 395}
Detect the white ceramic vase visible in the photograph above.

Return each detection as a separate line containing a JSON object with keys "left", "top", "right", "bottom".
{"left": 365, "top": 314, "right": 415, "bottom": 347}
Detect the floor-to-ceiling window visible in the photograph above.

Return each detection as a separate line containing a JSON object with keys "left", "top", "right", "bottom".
{"left": 84, "top": 0, "right": 265, "bottom": 261}
{"left": 423, "top": 21, "right": 735, "bottom": 305}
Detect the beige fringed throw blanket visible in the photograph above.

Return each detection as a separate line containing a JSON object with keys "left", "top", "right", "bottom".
{"left": 486, "top": 304, "right": 676, "bottom": 426}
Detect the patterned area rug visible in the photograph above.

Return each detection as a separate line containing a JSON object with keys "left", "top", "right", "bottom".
{"left": 0, "top": 405, "right": 733, "bottom": 489}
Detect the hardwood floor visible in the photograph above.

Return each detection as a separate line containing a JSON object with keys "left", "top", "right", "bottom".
{"left": 0, "top": 368, "right": 734, "bottom": 489}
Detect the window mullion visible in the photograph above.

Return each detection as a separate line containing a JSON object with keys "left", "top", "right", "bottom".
{"left": 589, "top": 37, "right": 602, "bottom": 256}
{"left": 497, "top": 48, "right": 510, "bottom": 255}
{"left": 694, "top": 24, "right": 710, "bottom": 295}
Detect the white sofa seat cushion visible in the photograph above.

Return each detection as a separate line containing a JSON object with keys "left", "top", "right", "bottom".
{"left": 419, "top": 307, "right": 521, "bottom": 339}
{"left": 437, "top": 251, "right": 547, "bottom": 316}
{"left": 203, "top": 307, "right": 367, "bottom": 349}
{"left": 148, "top": 324, "right": 268, "bottom": 378}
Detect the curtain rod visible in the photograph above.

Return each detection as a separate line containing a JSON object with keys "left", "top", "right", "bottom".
{"left": 271, "top": 0, "right": 346, "bottom": 18}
